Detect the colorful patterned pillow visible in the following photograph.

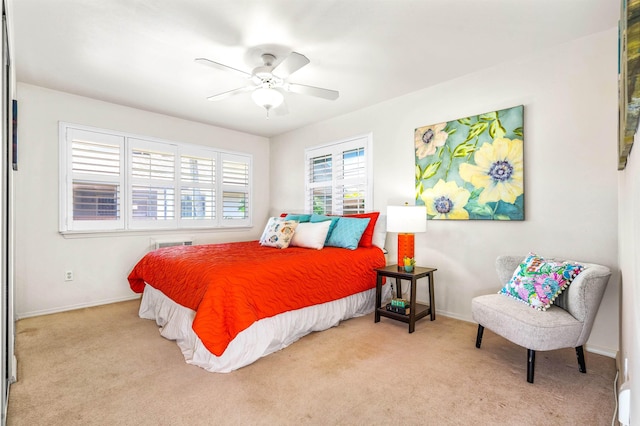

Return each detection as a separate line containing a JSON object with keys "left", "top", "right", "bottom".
{"left": 259, "top": 217, "right": 299, "bottom": 249}
{"left": 499, "top": 253, "right": 584, "bottom": 311}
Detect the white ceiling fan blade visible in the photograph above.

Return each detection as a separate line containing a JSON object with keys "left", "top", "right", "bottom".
{"left": 285, "top": 83, "right": 339, "bottom": 100}
{"left": 272, "top": 52, "right": 310, "bottom": 78}
{"left": 206, "top": 86, "right": 254, "bottom": 101}
{"left": 195, "top": 58, "right": 252, "bottom": 79}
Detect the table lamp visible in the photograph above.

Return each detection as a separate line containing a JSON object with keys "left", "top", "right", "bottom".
{"left": 386, "top": 204, "right": 427, "bottom": 267}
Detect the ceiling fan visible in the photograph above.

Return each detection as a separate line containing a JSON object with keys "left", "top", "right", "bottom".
{"left": 195, "top": 51, "right": 339, "bottom": 117}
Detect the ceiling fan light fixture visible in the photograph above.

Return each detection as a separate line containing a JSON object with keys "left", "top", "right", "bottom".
{"left": 252, "top": 87, "right": 284, "bottom": 110}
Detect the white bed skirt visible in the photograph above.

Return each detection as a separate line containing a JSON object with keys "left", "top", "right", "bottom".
{"left": 139, "top": 282, "right": 391, "bottom": 373}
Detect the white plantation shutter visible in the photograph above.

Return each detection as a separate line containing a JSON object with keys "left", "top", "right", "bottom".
{"left": 61, "top": 128, "right": 125, "bottom": 231}
{"left": 128, "top": 138, "right": 177, "bottom": 229}
{"left": 306, "top": 153, "right": 333, "bottom": 214}
{"left": 336, "top": 146, "right": 366, "bottom": 214}
{"left": 305, "top": 135, "right": 372, "bottom": 215}
{"left": 220, "top": 153, "right": 251, "bottom": 227}
{"left": 60, "top": 123, "right": 253, "bottom": 232}
{"left": 179, "top": 150, "right": 215, "bottom": 226}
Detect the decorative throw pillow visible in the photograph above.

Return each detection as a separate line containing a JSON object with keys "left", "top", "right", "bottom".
{"left": 259, "top": 217, "right": 299, "bottom": 249}
{"left": 371, "top": 214, "right": 387, "bottom": 252}
{"left": 343, "top": 212, "right": 380, "bottom": 248}
{"left": 499, "top": 253, "right": 584, "bottom": 311}
{"left": 309, "top": 214, "right": 341, "bottom": 243}
{"left": 285, "top": 214, "right": 312, "bottom": 223}
{"left": 290, "top": 221, "right": 332, "bottom": 250}
{"left": 325, "top": 217, "right": 370, "bottom": 250}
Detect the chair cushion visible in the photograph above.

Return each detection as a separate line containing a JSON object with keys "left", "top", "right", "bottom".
{"left": 471, "top": 294, "right": 583, "bottom": 351}
{"left": 498, "top": 253, "right": 584, "bottom": 311}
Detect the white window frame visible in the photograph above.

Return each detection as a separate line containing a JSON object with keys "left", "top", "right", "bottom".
{"left": 59, "top": 122, "right": 252, "bottom": 233}
{"left": 304, "top": 133, "right": 373, "bottom": 215}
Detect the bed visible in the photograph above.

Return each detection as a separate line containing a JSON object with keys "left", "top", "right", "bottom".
{"left": 128, "top": 213, "right": 389, "bottom": 372}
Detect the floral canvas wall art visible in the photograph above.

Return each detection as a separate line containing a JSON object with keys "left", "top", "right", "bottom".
{"left": 415, "top": 105, "right": 524, "bottom": 220}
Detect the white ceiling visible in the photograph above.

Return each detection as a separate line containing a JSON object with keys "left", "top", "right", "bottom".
{"left": 11, "top": 0, "right": 619, "bottom": 138}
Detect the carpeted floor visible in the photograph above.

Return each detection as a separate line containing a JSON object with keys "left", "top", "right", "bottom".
{"left": 7, "top": 299, "right": 617, "bottom": 425}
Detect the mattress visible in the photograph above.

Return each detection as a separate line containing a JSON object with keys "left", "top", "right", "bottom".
{"left": 139, "top": 281, "right": 391, "bottom": 372}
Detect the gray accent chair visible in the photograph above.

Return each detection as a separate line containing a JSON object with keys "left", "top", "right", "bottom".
{"left": 471, "top": 255, "right": 611, "bottom": 383}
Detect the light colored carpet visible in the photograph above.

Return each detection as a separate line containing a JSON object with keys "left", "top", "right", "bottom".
{"left": 7, "top": 300, "right": 616, "bottom": 425}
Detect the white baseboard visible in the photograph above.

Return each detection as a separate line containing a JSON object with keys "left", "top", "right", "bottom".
{"left": 15, "top": 294, "right": 141, "bottom": 319}
{"left": 584, "top": 344, "right": 616, "bottom": 359}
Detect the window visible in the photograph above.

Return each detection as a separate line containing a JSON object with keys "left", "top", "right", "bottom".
{"left": 59, "top": 123, "right": 252, "bottom": 232}
{"left": 304, "top": 134, "right": 372, "bottom": 215}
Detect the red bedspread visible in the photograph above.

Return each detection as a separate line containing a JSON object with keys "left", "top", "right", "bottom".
{"left": 128, "top": 241, "right": 385, "bottom": 356}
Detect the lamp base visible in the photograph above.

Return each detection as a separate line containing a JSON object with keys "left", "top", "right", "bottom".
{"left": 397, "top": 233, "right": 415, "bottom": 267}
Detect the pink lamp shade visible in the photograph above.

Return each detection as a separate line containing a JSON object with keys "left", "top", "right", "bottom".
{"left": 386, "top": 205, "right": 427, "bottom": 267}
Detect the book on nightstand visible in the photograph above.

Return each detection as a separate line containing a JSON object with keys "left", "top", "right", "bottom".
{"left": 390, "top": 298, "right": 409, "bottom": 308}
{"left": 385, "top": 303, "right": 410, "bottom": 315}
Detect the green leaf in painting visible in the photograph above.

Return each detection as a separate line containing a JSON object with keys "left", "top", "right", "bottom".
{"left": 466, "top": 201, "right": 493, "bottom": 216}
{"left": 469, "top": 187, "right": 484, "bottom": 199}
{"left": 415, "top": 181, "right": 424, "bottom": 198}
{"left": 494, "top": 214, "right": 511, "bottom": 220}
{"left": 457, "top": 117, "right": 472, "bottom": 125}
{"left": 447, "top": 128, "right": 457, "bottom": 135}
{"left": 489, "top": 119, "right": 506, "bottom": 139}
{"left": 415, "top": 164, "right": 422, "bottom": 180}
{"left": 452, "top": 143, "right": 476, "bottom": 158}
{"left": 422, "top": 161, "right": 441, "bottom": 179}
{"left": 465, "top": 121, "right": 488, "bottom": 141}
{"left": 479, "top": 111, "right": 497, "bottom": 121}
{"left": 513, "top": 127, "right": 524, "bottom": 137}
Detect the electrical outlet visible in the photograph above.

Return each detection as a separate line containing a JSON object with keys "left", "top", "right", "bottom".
{"left": 65, "top": 270, "right": 74, "bottom": 281}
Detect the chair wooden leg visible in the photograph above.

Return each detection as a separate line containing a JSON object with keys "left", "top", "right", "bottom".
{"left": 576, "top": 346, "right": 586, "bottom": 373}
{"left": 475, "top": 325, "right": 484, "bottom": 348}
{"left": 527, "top": 349, "right": 535, "bottom": 383}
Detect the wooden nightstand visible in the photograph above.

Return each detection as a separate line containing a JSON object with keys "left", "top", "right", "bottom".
{"left": 374, "top": 265, "right": 437, "bottom": 333}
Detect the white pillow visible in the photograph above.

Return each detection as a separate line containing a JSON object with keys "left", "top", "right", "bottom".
{"left": 290, "top": 221, "right": 332, "bottom": 250}
{"left": 372, "top": 214, "right": 387, "bottom": 252}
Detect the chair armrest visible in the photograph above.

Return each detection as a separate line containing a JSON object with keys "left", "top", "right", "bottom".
{"left": 563, "top": 263, "right": 611, "bottom": 322}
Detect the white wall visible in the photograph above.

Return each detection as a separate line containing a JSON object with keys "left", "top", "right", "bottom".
{"left": 270, "top": 29, "right": 620, "bottom": 355}
{"left": 618, "top": 127, "right": 639, "bottom": 420}
{"left": 14, "top": 83, "right": 270, "bottom": 317}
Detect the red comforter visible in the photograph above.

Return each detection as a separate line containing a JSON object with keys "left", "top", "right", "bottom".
{"left": 128, "top": 241, "right": 385, "bottom": 356}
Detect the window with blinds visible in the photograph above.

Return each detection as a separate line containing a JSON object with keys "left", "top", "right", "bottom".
{"left": 65, "top": 128, "right": 125, "bottom": 231}
{"left": 60, "top": 123, "right": 252, "bottom": 232}
{"left": 221, "top": 155, "right": 250, "bottom": 222}
{"left": 129, "top": 139, "right": 177, "bottom": 229}
{"left": 180, "top": 153, "right": 215, "bottom": 222}
{"left": 304, "top": 134, "right": 372, "bottom": 215}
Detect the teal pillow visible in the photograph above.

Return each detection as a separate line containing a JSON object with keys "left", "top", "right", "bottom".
{"left": 309, "top": 214, "right": 340, "bottom": 242}
{"left": 325, "top": 217, "right": 370, "bottom": 250}
{"left": 285, "top": 214, "right": 311, "bottom": 223}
